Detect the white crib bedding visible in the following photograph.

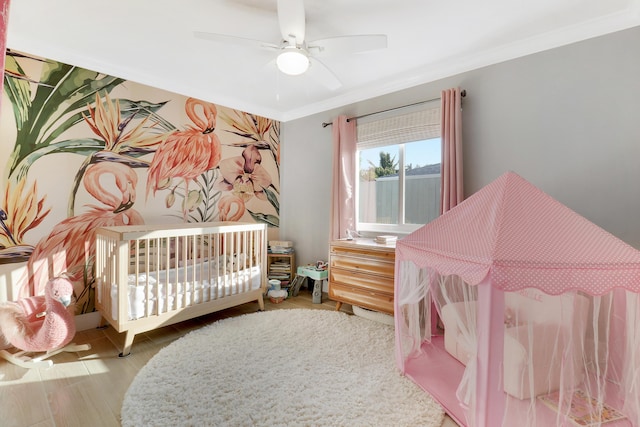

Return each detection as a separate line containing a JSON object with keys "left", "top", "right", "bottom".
{"left": 110, "top": 259, "right": 261, "bottom": 320}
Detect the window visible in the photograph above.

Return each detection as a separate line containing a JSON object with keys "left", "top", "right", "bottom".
{"left": 356, "top": 105, "right": 441, "bottom": 234}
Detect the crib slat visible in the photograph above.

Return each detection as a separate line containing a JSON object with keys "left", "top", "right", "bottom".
{"left": 190, "top": 234, "right": 196, "bottom": 307}
{"left": 239, "top": 230, "right": 246, "bottom": 293}
{"left": 213, "top": 233, "right": 219, "bottom": 301}
{"left": 143, "top": 239, "right": 151, "bottom": 318}
{"left": 223, "top": 232, "right": 229, "bottom": 298}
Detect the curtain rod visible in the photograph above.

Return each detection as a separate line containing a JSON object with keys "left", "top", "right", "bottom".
{"left": 321, "top": 89, "right": 466, "bottom": 128}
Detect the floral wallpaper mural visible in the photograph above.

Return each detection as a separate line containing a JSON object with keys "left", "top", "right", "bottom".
{"left": 0, "top": 50, "right": 280, "bottom": 314}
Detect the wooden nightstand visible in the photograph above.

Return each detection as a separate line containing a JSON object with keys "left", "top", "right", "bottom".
{"left": 267, "top": 252, "right": 295, "bottom": 285}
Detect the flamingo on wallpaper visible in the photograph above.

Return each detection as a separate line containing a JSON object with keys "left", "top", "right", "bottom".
{"left": 0, "top": 276, "right": 91, "bottom": 368}
{"left": 218, "top": 194, "right": 246, "bottom": 221}
{"left": 21, "top": 162, "right": 144, "bottom": 301}
{"left": 146, "top": 97, "right": 222, "bottom": 219}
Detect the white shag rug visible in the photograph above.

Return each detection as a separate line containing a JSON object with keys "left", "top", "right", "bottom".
{"left": 121, "top": 309, "right": 444, "bottom": 427}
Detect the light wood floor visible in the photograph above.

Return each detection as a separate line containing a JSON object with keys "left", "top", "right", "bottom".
{"left": 0, "top": 288, "right": 458, "bottom": 427}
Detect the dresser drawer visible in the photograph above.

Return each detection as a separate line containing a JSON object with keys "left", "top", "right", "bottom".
{"left": 329, "top": 282, "right": 394, "bottom": 314}
{"left": 329, "top": 268, "right": 394, "bottom": 295}
{"left": 329, "top": 254, "right": 394, "bottom": 277}
{"left": 330, "top": 245, "right": 395, "bottom": 263}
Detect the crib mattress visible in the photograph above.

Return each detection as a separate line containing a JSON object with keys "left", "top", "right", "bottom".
{"left": 110, "top": 261, "right": 262, "bottom": 320}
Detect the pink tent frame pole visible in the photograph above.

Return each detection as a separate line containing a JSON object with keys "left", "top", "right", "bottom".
{"left": 474, "top": 280, "right": 505, "bottom": 426}
{"left": 393, "top": 257, "right": 405, "bottom": 372}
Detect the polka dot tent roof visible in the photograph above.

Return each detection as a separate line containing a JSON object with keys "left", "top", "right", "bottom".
{"left": 397, "top": 171, "right": 640, "bottom": 296}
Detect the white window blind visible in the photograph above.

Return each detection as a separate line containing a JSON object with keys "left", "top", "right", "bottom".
{"left": 356, "top": 106, "right": 441, "bottom": 149}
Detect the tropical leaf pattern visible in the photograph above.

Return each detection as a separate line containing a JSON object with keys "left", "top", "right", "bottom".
{"left": 3, "top": 53, "right": 33, "bottom": 130}
{"left": 189, "top": 169, "right": 222, "bottom": 223}
{"left": 1, "top": 178, "right": 50, "bottom": 246}
{"left": 6, "top": 62, "right": 123, "bottom": 181}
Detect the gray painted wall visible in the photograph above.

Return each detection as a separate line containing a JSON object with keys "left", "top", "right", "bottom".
{"left": 280, "top": 26, "right": 640, "bottom": 266}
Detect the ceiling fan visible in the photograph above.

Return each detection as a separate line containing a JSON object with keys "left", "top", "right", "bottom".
{"left": 194, "top": 0, "right": 387, "bottom": 90}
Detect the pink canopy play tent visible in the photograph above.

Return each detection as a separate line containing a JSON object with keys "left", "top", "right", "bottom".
{"left": 394, "top": 171, "right": 640, "bottom": 427}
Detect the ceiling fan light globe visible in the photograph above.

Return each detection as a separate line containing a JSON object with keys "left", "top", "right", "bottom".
{"left": 276, "top": 50, "right": 310, "bottom": 75}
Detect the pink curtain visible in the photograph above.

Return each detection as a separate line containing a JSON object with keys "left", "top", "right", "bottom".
{"left": 0, "top": 0, "right": 10, "bottom": 111}
{"left": 440, "top": 87, "right": 464, "bottom": 214}
{"left": 330, "top": 115, "right": 357, "bottom": 240}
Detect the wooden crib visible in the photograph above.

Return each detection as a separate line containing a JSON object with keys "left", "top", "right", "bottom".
{"left": 94, "top": 221, "right": 267, "bottom": 356}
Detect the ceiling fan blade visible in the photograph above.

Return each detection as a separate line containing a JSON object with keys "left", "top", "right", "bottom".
{"left": 277, "top": 0, "right": 306, "bottom": 43}
{"left": 308, "top": 57, "right": 342, "bottom": 91}
{"left": 309, "top": 34, "right": 387, "bottom": 57}
{"left": 194, "top": 31, "right": 279, "bottom": 50}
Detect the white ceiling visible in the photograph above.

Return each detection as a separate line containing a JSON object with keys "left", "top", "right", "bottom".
{"left": 7, "top": 0, "right": 640, "bottom": 122}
